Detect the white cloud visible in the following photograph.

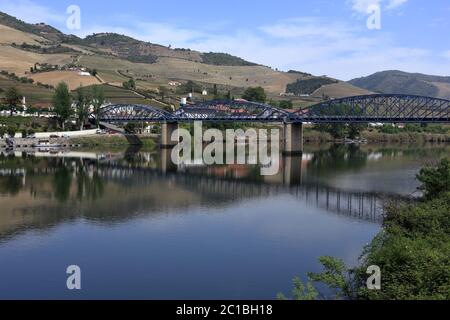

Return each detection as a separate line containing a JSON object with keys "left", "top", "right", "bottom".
{"left": 350, "top": 0, "right": 408, "bottom": 14}
{"left": 0, "top": 0, "right": 64, "bottom": 24}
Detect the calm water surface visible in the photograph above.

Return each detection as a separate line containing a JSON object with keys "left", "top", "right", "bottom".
{"left": 0, "top": 144, "right": 448, "bottom": 299}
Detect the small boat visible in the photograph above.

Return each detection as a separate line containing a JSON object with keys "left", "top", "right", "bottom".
{"left": 32, "top": 139, "right": 62, "bottom": 148}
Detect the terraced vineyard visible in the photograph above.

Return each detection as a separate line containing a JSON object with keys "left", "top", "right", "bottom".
{"left": 0, "top": 76, "right": 54, "bottom": 107}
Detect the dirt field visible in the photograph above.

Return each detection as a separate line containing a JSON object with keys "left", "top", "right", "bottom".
{"left": 0, "top": 45, "right": 73, "bottom": 75}
{"left": 30, "top": 71, "right": 101, "bottom": 90}
{"left": 0, "top": 25, "right": 46, "bottom": 45}
{"left": 312, "top": 82, "right": 373, "bottom": 98}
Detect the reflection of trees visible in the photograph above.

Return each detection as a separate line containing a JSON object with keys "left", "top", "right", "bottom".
{"left": 76, "top": 163, "right": 104, "bottom": 202}
{"left": 308, "top": 144, "right": 368, "bottom": 176}
{"left": 0, "top": 176, "right": 23, "bottom": 195}
{"left": 53, "top": 163, "right": 72, "bottom": 203}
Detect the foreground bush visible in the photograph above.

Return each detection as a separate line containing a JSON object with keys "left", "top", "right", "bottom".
{"left": 281, "top": 158, "right": 450, "bottom": 300}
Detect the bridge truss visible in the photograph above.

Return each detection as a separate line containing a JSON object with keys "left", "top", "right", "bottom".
{"left": 97, "top": 94, "right": 450, "bottom": 124}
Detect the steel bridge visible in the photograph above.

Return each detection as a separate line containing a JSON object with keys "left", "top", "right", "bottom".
{"left": 96, "top": 94, "right": 450, "bottom": 124}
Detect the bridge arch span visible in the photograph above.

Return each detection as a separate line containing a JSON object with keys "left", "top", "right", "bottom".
{"left": 290, "top": 94, "right": 450, "bottom": 123}
{"left": 96, "top": 104, "right": 175, "bottom": 122}
{"left": 174, "top": 99, "right": 290, "bottom": 122}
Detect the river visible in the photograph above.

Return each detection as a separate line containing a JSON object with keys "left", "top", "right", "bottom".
{"left": 0, "top": 143, "right": 448, "bottom": 299}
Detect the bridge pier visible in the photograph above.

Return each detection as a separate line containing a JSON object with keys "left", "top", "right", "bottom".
{"left": 160, "top": 148, "right": 177, "bottom": 173}
{"left": 283, "top": 154, "right": 303, "bottom": 186}
{"left": 160, "top": 122, "right": 179, "bottom": 148}
{"left": 283, "top": 122, "right": 303, "bottom": 154}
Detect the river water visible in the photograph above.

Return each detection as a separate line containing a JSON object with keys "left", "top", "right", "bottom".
{"left": 0, "top": 144, "right": 448, "bottom": 299}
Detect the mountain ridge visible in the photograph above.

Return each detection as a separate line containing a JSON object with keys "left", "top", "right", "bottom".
{"left": 348, "top": 70, "right": 450, "bottom": 99}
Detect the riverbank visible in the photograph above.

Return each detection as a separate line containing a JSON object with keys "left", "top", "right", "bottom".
{"left": 2, "top": 130, "right": 449, "bottom": 150}
{"left": 304, "top": 129, "right": 450, "bottom": 143}
{"left": 69, "top": 134, "right": 157, "bottom": 148}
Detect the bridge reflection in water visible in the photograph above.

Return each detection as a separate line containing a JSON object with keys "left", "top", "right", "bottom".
{"left": 95, "top": 147, "right": 409, "bottom": 223}
{"left": 0, "top": 145, "right": 422, "bottom": 243}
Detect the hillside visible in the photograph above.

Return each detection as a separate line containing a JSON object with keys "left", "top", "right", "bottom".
{"left": 75, "top": 33, "right": 259, "bottom": 67}
{"left": 0, "top": 10, "right": 370, "bottom": 108}
{"left": 0, "top": 11, "right": 78, "bottom": 43}
{"left": 349, "top": 70, "right": 450, "bottom": 99}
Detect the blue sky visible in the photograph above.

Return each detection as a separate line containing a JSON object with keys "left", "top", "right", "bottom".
{"left": 1, "top": 0, "right": 449, "bottom": 80}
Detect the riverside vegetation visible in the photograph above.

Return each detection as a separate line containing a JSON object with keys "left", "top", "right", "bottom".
{"left": 279, "top": 158, "right": 450, "bottom": 300}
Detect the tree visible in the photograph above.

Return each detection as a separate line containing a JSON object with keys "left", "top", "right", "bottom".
{"left": 317, "top": 123, "right": 347, "bottom": 139}
{"left": 277, "top": 277, "right": 318, "bottom": 300}
{"left": 158, "top": 85, "right": 168, "bottom": 102}
{"left": 279, "top": 100, "right": 293, "bottom": 109}
{"left": 124, "top": 123, "right": 136, "bottom": 134}
{"left": 348, "top": 123, "right": 365, "bottom": 139}
{"left": 53, "top": 82, "right": 72, "bottom": 130}
{"left": 5, "top": 87, "right": 22, "bottom": 116}
{"left": 75, "top": 86, "right": 91, "bottom": 131}
{"left": 7, "top": 127, "right": 16, "bottom": 138}
{"left": 0, "top": 127, "right": 6, "bottom": 138}
{"left": 123, "top": 78, "right": 136, "bottom": 90}
{"left": 91, "top": 85, "right": 105, "bottom": 128}
{"left": 242, "top": 87, "right": 266, "bottom": 103}
{"left": 417, "top": 158, "right": 450, "bottom": 200}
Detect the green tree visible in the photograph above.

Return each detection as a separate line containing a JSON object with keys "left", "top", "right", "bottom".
{"left": 277, "top": 277, "right": 318, "bottom": 300}
{"left": 124, "top": 122, "right": 136, "bottom": 134}
{"left": 91, "top": 85, "right": 105, "bottom": 128}
{"left": 348, "top": 123, "right": 365, "bottom": 139}
{"left": 0, "top": 127, "right": 7, "bottom": 138}
{"left": 53, "top": 82, "right": 72, "bottom": 130}
{"left": 278, "top": 100, "right": 293, "bottom": 109}
{"left": 417, "top": 158, "right": 450, "bottom": 200}
{"left": 123, "top": 78, "right": 136, "bottom": 90}
{"left": 75, "top": 86, "right": 91, "bottom": 131}
{"left": 7, "top": 127, "right": 16, "bottom": 138}
{"left": 242, "top": 87, "right": 266, "bottom": 103}
{"left": 281, "top": 159, "right": 450, "bottom": 300}
{"left": 317, "top": 123, "right": 347, "bottom": 139}
{"left": 308, "top": 256, "right": 355, "bottom": 299}
{"left": 5, "top": 87, "right": 22, "bottom": 116}
{"left": 158, "top": 85, "right": 168, "bottom": 102}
